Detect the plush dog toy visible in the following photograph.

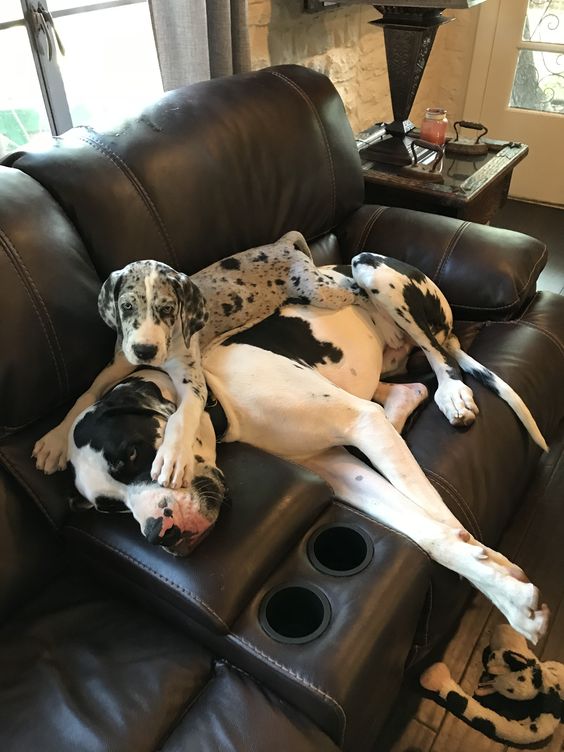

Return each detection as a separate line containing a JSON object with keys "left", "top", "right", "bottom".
{"left": 420, "top": 624, "right": 564, "bottom": 749}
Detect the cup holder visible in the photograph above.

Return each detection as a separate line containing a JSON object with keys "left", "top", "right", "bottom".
{"left": 307, "top": 523, "right": 373, "bottom": 577}
{"left": 259, "top": 583, "right": 331, "bottom": 644}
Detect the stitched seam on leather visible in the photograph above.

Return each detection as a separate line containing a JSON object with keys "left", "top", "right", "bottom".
{"left": 450, "top": 248, "right": 548, "bottom": 312}
{"left": 425, "top": 474, "right": 477, "bottom": 533}
{"left": 422, "top": 581, "right": 433, "bottom": 646}
{"left": 0, "top": 229, "right": 66, "bottom": 396}
{"left": 516, "top": 243, "right": 549, "bottom": 306}
{"left": 517, "top": 291, "right": 539, "bottom": 320}
{"left": 66, "top": 525, "right": 229, "bottom": 630}
{"left": 0, "top": 447, "right": 58, "bottom": 529}
{"left": 268, "top": 71, "right": 337, "bottom": 227}
{"left": 153, "top": 667, "right": 216, "bottom": 749}
{"left": 422, "top": 468, "right": 483, "bottom": 540}
{"left": 0, "top": 422, "right": 33, "bottom": 436}
{"left": 432, "top": 222, "right": 469, "bottom": 282}
{"left": 357, "top": 205, "right": 388, "bottom": 251}
{"left": 2, "top": 231, "right": 70, "bottom": 393}
{"left": 229, "top": 633, "right": 347, "bottom": 744}
{"left": 78, "top": 132, "right": 180, "bottom": 269}
{"left": 492, "top": 319, "right": 564, "bottom": 359}
{"left": 423, "top": 468, "right": 482, "bottom": 539}
{"left": 332, "top": 499, "right": 430, "bottom": 560}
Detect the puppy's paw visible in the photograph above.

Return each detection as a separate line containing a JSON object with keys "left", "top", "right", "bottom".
{"left": 32, "top": 427, "right": 69, "bottom": 474}
{"left": 151, "top": 439, "right": 194, "bottom": 489}
{"left": 434, "top": 381, "right": 479, "bottom": 427}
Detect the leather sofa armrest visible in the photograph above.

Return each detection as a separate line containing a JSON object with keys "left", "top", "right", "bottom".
{"left": 64, "top": 443, "right": 332, "bottom": 634}
{"left": 335, "top": 205, "right": 547, "bottom": 320}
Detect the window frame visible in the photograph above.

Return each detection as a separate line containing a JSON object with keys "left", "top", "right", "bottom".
{"left": 2, "top": 0, "right": 148, "bottom": 136}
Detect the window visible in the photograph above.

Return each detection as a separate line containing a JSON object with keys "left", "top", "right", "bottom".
{"left": 510, "top": 0, "right": 564, "bottom": 114}
{"left": 0, "top": 0, "right": 163, "bottom": 158}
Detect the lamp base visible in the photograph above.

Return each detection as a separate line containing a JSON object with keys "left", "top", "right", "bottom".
{"left": 360, "top": 132, "right": 414, "bottom": 166}
{"left": 360, "top": 127, "right": 441, "bottom": 168}
{"left": 386, "top": 118, "right": 415, "bottom": 137}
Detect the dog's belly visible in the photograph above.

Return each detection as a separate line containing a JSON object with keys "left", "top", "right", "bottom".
{"left": 202, "top": 305, "right": 387, "bottom": 454}
{"left": 278, "top": 304, "right": 384, "bottom": 399}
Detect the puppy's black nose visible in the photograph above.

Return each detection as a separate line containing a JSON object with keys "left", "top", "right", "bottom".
{"left": 133, "top": 343, "right": 157, "bottom": 361}
{"left": 143, "top": 516, "right": 162, "bottom": 544}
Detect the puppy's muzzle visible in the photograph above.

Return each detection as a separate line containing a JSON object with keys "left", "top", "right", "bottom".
{"left": 137, "top": 489, "right": 221, "bottom": 556}
{"left": 143, "top": 517, "right": 182, "bottom": 546}
{"left": 133, "top": 343, "right": 158, "bottom": 362}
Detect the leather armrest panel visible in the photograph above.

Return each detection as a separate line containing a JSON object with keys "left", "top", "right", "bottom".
{"left": 64, "top": 443, "right": 332, "bottom": 633}
{"left": 336, "top": 205, "right": 547, "bottom": 320}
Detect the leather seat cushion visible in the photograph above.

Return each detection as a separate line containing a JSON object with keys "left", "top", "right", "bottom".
{"left": 161, "top": 661, "right": 340, "bottom": 752}
{"left": 0, "top": 574, "right": 339, "bottom": 752}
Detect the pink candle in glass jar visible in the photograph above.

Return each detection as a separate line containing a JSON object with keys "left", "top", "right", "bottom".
{"left": 420, "top": 108, "right": 448, "bottom": 145}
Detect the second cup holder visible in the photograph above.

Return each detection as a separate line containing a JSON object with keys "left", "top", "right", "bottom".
{"left": 307, "top": 523, "right": 373, "bottom": 577}
{"left": 259, "top": 583, "right": 331, "bottom": 644}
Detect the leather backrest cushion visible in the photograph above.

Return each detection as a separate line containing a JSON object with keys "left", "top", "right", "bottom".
{"left": 5, "top": 65, "right": 363, "bottom": 279}
{"left": 309, "top": 233, "right": 342, "bottom": 266}
{"left": 0, "top": 167, "right": 114, "bottom": 434}
{"left": 0, "top": 466, "right": 63, "bottom": 619}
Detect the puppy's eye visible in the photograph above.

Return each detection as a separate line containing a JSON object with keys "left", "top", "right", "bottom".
{"left": 160, "top": 304, "right": 174, "bottom": 315}
{"left": 129, "top": 448, "right": 137, "bottom": 462}
{"left": 121, "top": 301, "right": 133, "bottom": 312}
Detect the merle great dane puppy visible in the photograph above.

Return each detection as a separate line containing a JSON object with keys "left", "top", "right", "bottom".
{"left": 65, "top": 245, "right": 549, "bottom": 643}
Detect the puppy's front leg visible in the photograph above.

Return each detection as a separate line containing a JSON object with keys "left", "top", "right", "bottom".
{"left": 33, "top": 350, "right": 135, "bottom": 474}
{"left": 152, "top": 338, "right": 208, "bottom": 489}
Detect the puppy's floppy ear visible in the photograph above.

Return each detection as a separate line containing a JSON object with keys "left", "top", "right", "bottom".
{"left": 98, "top": 269, "right": 124, "bottom": 332}
{"left": 172, "top": 272, "right": 209, "bottom": 347}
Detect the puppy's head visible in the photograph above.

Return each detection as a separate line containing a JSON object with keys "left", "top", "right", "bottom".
{"left": 98, "top": 260, "right": 208, "bottom": 366}
{"left": 69, "top": 376, "right": 223, "bottom": 555}
{"left": 125, "top": 464, "right": 225, "bottom": 556}
{"left": 70, "top": 377, "right": 175, "bottom": 511}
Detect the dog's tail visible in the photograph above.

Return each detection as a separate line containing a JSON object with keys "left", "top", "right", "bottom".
{"left": 447, "top": 340, "right": 549, "bottom": 452}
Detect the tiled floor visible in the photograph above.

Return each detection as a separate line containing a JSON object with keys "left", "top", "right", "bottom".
{"left": 376, "top": 200, "right": 564, "bottom": 752}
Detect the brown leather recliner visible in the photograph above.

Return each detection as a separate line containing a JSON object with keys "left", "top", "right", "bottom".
{"left": 0, "top": 65, "right": 562, "bottom": 752}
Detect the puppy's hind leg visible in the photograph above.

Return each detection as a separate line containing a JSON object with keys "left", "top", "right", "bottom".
{"left": 340, "top": 397, "right": 463, "bottom": 529}
{"left": 373, "top": 381, "right": 428, "bottom": 434}
{"left": 301, "top": 448, "right": 549, "bottom": 645}
{"left": 351, "top": 253, "right": 479, "bottom": 427}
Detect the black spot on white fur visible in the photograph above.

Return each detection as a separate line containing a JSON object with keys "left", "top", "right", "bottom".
{"left": 94, "top": 495, "right": 129, "bottom": 513}
{"left": 222, "top": 310, "right": 343, "bottom": 367}
{"left": 466, "top": 367, "right": 501, "bottom": 397}
{"left": 220, "top": 257, "right": 240, "bottom": 270}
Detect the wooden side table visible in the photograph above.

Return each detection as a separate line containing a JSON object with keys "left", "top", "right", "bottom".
{"left": 357, "top": 126, "right": 528, "bottom": 224}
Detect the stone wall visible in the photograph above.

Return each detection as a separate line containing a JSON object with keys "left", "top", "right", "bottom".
{"left": 248, "top": 0, "right": 480, "bottom": 135}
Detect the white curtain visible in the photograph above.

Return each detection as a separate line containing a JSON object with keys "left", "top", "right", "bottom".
{"left": 149, "top": 0, "right": 251, "bottom": 91}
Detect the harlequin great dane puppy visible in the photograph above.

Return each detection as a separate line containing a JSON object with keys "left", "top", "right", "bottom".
{"left": 69, "top": 367, "right": 225, "bottom": 556}
{"left": 68, "top": 252, "right": 549, "bottom": 643}
{"left": 33, "top": 231, "right": 373, "bottom": 490}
